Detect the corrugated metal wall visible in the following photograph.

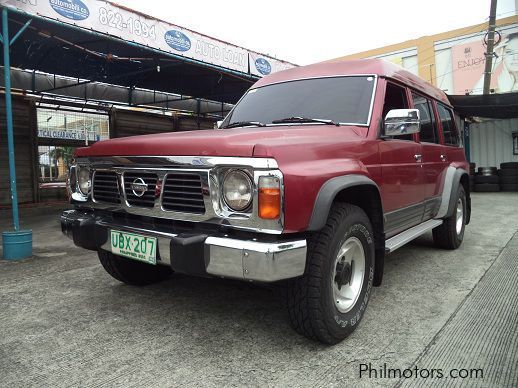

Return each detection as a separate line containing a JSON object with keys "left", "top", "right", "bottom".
{"left": 469, "top": 118, "right": 518, "bottom": 168}
{"left": 178, "top": 116, "right": 215, "bottom": 131}
{"left": 0, "top": 94, "right": 38, "bottom": 206}
{"left": 110, "top": 108, "right": 216, "bottom": 138}
{"left": 111, "top": 109, "right": 176, "bottom": 138}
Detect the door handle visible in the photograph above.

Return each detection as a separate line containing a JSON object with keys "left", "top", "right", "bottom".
{"left": 440, "top": 154, "right": 447, "bottom": 162}
{"left": 414, "top": 154, "right": 422, "bottom": 162}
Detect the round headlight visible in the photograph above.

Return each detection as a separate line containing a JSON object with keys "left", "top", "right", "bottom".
{"left": 77, "top": 167, "right": 91, "bottom": 195}
{"left": 222, "top": 170, "right": 253, "bottom": 211}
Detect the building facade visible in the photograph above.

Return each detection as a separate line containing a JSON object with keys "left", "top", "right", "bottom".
{"left": 333, "top": 15, "right": 518, "bottom": 95}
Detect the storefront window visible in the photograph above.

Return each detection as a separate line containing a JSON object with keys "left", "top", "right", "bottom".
{"left": 38, "top": 145, "right": 75, "bottom": 183}
{"left": 36, "top": 108, "right": 109, "bottom": 200}
{"left": 37, "top": 109, "right": 109, "bottom": 144}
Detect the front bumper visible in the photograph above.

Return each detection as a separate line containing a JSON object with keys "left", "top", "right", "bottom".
{"left": 60, "top": 210, "right": 307, "bottom": 282}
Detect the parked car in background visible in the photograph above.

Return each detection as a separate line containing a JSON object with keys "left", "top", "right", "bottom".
{"left": 61, "top": 59, "right": 470, "bottom": 344}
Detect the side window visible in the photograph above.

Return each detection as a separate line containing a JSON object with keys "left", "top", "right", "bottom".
{"left": 383, "top": 83, "right": 412, "bottom": 141}
{"left": 411, "top": 92, "right": 439, "bottom": 144}
{"left": 437, "top": 103, "right": 460, "bottom": 146}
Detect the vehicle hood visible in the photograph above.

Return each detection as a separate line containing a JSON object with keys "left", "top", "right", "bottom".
{"left": 74, "top": 125, "right": 366, "bottom": 158}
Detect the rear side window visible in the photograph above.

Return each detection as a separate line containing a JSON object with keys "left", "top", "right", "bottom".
{"left": 437, "top": 103, "right": 460, "bottom": 146}
{"left": 411, "top": 92, "right": 439, "bottom": 144}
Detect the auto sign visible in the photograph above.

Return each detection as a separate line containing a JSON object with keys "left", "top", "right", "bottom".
{"left": 49, "top": 0, "right": 90, "bottom": 21}
{"left": 255, "top": 58, "right": 272, "bottom": 75}
{"left": 164, "top": 30, "right": 192, "bottom": 52}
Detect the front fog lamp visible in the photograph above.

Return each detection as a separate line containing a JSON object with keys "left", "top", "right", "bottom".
{"left": 222, "top": 170, "right": 253, "bottom": 211}
{"left": 77, "top": 167, "right": 91, "bottom": 195}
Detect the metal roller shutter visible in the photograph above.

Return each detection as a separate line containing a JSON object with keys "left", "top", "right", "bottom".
{"left": 111, "top": 109, "right": 176, "bottom": 138}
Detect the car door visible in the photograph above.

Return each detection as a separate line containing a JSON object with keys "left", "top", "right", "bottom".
{"left": 378, "top": 82, "right": 425, "bottom": 237}
{"left": 411, "top": 92, "right": 448, "bottom": 221}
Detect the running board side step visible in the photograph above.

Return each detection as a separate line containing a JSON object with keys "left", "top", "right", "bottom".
{"left": 385, "top": 219, "right": 443, "bottom": 253}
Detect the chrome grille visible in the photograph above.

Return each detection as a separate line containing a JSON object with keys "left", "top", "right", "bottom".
{"left": 92, "top": 171, "right": 120, "bottom": 204}
{"left": 123, "top": 172, "right": 158, "bottom": 208}
{"left": 162, "top": 173, "right": 205, "bottom": 214}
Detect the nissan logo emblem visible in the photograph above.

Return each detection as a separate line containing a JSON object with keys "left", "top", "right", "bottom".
{"left": 130, "top": 178, "right": 148, "bottom": 197}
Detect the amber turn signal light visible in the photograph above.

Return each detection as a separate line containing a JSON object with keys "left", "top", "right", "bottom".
{"left": 258, "top": 176, "right": 281, "bottom": 219}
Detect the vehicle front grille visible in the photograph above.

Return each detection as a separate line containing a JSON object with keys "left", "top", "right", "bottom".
{"left": 162, "top": 173, "right": 205, "bottom": 214}
{"left": 92, "top": 171, "right": 120, "bottom": 204}
{"left": 123, "top": 172, "right": 158, "bottom": 208}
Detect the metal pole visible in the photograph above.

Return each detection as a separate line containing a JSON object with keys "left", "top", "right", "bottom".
{"left": 482, "top": 0, "right": 498, "bottom": 94}
{"left": 464, "top": 121, "right": 470, "bottom": 162}
{"left": 2, "top": 8, "right": 20, "bottom": 231}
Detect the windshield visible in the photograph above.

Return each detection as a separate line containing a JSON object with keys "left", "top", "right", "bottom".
{"left": 222, "top": 76, "right": 375, "bottom": 128}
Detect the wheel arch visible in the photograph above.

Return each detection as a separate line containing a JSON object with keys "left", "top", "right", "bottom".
{"left": 447, "top": 168, "right": 471, "bottom": 225}
{"left": 307, "top": 175, "right": 385, "bottom": 286}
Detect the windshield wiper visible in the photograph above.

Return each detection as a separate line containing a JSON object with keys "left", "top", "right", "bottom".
{"left": 223, "top": 121, "right": 266, "bottom": 129}
{"left": 271, "top": 116, "right": 340, "bottom": 126}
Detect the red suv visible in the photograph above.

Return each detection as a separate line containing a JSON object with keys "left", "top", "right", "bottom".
{"left": 61, "top": 59, "right": 470, "bottom": 344}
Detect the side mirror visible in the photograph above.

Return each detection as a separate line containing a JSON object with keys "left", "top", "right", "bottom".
{"left": 384, "top": 109, "right": 420, "bottom": 137}
{"left": 215, "top": 120, "right": 223, "bottom": 129}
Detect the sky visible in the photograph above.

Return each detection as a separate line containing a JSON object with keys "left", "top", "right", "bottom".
{"left": 117, "top": 0, "right": 517, "bottom": 65}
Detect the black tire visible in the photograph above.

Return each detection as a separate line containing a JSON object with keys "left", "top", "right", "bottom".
{"left": 499, "top": 169, "right": 518, "bottom": 177}
{"left": 474, "top": 183, "right": 500, "bottom": 192}
{"left": 474, "top": 175, "right": 499, "bottom": 184}
{"left": 500, "top": 162, "right": 518, "bottom": 170}
{"left": 478, "top": 167, "right": 497, "bottom": 175}
{"left": 286, "top": 203, "right": 375, "bottom": 344}
{"left": 500, "top": 184, "right": 518, "bottom": 192}
{"left": 433, "top": 186, "right": 466, "bottom": 250}
{"left": 98, "top": 250, "right": 172, "bottom": 286}
{"left": 500, "top": 176, "right": 518, "bottom": 184}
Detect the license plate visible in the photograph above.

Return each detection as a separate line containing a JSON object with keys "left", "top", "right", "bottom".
{"left": 110, "top": 230, "right": 157, "bottom": 265}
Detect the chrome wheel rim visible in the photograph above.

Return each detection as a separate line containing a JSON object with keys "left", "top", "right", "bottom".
{"left": 456, "top": 198, "right": 464, "bottom": 235}
{"left": 332, "top": 236, "right": 365, "bottom": 313}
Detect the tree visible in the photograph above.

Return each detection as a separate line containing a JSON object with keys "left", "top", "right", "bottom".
{"left": 48, "top": 146, "right": 75, "bottom": 168}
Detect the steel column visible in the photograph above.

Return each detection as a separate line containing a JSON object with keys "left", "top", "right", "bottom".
{"left": 2, "top": 8, "right": 33, "bottom": 260}
{"left": 2, "top": 8, "right": 19, "bottom": 231}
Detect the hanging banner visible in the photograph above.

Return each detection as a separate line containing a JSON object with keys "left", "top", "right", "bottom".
{"left": 451, "top": 39, "right": 491, "bottom": 94}
{"left": 3, "top": 0, "right": 295, "bottom": 76}
{"left": 450, "top": 27, "right": 518, "bottom": 94}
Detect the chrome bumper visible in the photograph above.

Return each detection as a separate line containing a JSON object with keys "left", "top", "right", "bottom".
{"left": 204, "top": 237, "right": 307, "bottom": 282}
{"left": 61, "top": 210, "right": 307, "bottom": 282}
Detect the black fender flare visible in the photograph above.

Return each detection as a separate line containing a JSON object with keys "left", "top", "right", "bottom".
{"left": 435, "top": 166, "right": 471, "bottom": 224}
{"left": 307, "top": 174, "right": 385, "bottom": 286}
{"left": 307, "top": 174, "right": 382, "bottom": 231}
{"left": 450, "top": 168, "right": 471, "bottom": 224}
{"left": 440, "top": 168, "right": 470, "bottom": 224}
